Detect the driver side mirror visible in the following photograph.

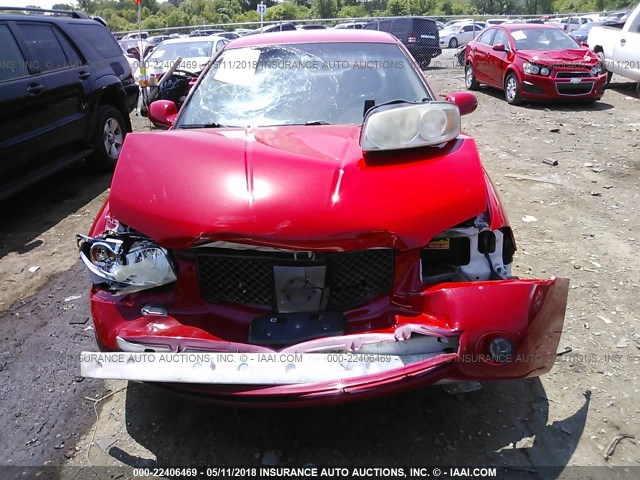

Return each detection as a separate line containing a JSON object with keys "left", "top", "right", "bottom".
{"left": 445, "top": 91, "right": 477, "bottom": 116}
{"left": 492, "top": 43, "right": 507, "bottom": 52}
{"left": 148, "top": 100, "right": 178, "bottom": 128}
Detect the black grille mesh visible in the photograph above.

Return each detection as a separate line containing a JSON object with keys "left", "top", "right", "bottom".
{"left": 556, "top": 82, "right": 593, "bottom": 95}
{"left": 196, "top": 249, "right": 394, "bottom": 309}
{"left": 197, "top": 256, "right": 275, "bottom": 305}
{"left": 326, "top": 249, "right": 394, "bottom": 309}
{"left": 555, "top": 72, "right": 590, "bottom": 78}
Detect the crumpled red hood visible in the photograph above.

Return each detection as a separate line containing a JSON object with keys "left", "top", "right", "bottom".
{"left": 109, "top": 125, "right": 488, "bottom": 251}
{"left": 517, "top": 48, "right": 598, "bottom": 66}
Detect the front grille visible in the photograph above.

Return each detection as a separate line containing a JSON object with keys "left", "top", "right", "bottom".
{"left": 555, "top": 71, "right": 591, "bottom": 79}
{"left": 556, "top": 82, "right": 593, "bottom": 95}
{"left": 325, "top": 249, "right": 394, "bottom": 309}
{"left": 196, "top": 249, "right": 394, "bottom": 310}
{"left": 198, "top": 255, "right": 275, "bottom": 305}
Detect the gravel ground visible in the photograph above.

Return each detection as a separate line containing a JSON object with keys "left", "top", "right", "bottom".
{"left": 0, "top": 55, "right": 639, "bottom": 479}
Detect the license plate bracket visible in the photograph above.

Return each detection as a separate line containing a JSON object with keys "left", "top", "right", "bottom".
{"left": 249, "top": 311, "right": 345, "bottom": 346}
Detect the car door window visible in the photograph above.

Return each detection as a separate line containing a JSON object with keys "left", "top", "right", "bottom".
{"left": 378, "top": 20, "right": 392, "bottom": 33}
{"left": 215, "top": 39, "right": 228, "bottom": 52}
{"left": 477, "top": 29, "right": 496, "bottom": 45}
{"left": 392, "top": 18, "right": 410, "bottom": 36}
{"left": 0, "top": 25, "right": 29, "bottom": 82}
{"left": 17, "top": 24, "right": 69, "bottom": 72}
{"left": 492, "top": 29, "right": 509, "bottom": 48}
{"left": 68, "top": 23, "right": 121, "bottom": 59}
{"left": 54, "top": 30, "right": 82, "bottom": 67}
{"left": 462, "top": 26, "right": 474, "bottom": 33}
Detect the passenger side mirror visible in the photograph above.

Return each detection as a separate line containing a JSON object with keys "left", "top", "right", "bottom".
{"left": 148, "top": 100, "right": 178, "bottom": 128}
{"left": 445, "top": 91, "right": 477, "bottom": 116}
{"left": 492, "top": 43, "right": 507, "bottom": 52}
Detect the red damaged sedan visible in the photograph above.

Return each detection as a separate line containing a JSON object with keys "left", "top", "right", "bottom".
{"left": 464, "top": 24, "right": 607, "bottom": 104}
{"left": 78, "top": 30, "right": 569, "bottom": 406}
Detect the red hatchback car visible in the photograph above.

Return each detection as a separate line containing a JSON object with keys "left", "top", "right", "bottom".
{"left": 78, "top": 30, "right": 569, "bottom": 406}
{"left": 464, "top": 24, "right": 607, "bottom": 104}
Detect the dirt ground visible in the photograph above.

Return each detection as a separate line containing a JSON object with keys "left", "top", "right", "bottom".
{"left": 1, "top": 53, "right": 639, "bottom": 479}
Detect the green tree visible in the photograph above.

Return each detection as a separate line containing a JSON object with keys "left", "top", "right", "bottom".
{"left": 337, "top": 5, "right": 367, "bottom": 17}
{"left": 312, "top": 0, "right": 338, "bottom": 18}
{"left": 265, "top": 2, "right": 309, "bottom": 20}
{"left": 385, "top": 0, "right": 411, "bottom": 15}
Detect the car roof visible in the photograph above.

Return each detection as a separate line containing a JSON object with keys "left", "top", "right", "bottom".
{"left": 499, "top": 23, "right": 564, "bottom": 31}
{"left": 228, "top": 29, "right": 397, "bottom": 48}
{"left": 0, "top": 13, "right": 96, "bottom": 25}
{"left": 157, "top": 35, "right": 227, "bottom": 45}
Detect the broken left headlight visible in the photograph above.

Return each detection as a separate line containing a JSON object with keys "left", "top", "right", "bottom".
{"left": 77, "top": 232, "right": 177, "bottom": 295}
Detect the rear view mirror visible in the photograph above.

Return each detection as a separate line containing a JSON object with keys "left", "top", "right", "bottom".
{"left": 492, "top": 43, "right": 507, "bottom": 52}
{"left": 445, "top": 91, "right": 477, "bottom": 116}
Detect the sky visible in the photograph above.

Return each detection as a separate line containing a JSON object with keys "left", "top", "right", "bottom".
{"left": 2, "top": 1, "right": 169, "bottom": 9}
{"left": 2, "top": 0, "right": 79, "bottom": 8}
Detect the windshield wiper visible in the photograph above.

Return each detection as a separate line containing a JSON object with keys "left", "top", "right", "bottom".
{"left": 178, "top": 122, "right": 227, "bottom": 129}
{"left": 304, "top": 120, "right": 332, "bottom": 125}
{"left": 364, "top": 98, "right": 430, "bottom": 117}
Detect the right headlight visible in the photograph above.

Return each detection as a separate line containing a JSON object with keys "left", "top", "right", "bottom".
{"left": 523, "top": 62, "right": 551, "bottom": 76}
{"left": 360, "top": 102, "right": 461, "bottom": 152}
{"left": 77, "top": 233, "right": 177, "bottom": 295}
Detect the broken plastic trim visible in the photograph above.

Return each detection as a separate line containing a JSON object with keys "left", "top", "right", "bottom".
{"left": 421, "top": 213, "right": 514, "bottom": 284}
{"left": 80, "top": 350, "right": 457, "bottom": 385}
{"left": 115, "top": 325, "right": 459, "bottom": 355}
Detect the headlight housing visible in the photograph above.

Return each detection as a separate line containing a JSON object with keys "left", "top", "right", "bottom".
{"left": 523, "top": 62, "right": 551, "bottom": 76}
{"left": 77, "top": 231, "right": 177, "bottom": 295}
{"left": 591, "top": 64, "right": 602, "bottom": 75}
{"left": 360, "top": 102, "right": 461, "bottom": 152}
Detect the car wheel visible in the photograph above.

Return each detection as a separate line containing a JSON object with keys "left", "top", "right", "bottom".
{"left": 419, "top": 57, "right": 431, "bottom": 69}
{"left": 89, "top": 105, "right": 126, "bottom": 171}
{"left": 596, "top": 51, "right": 611, "bottom": 85}
{"left": 449, "top": 38, "right": 458, "bottom": 49}
{"left": 465, "top": 63, "right": 479, "bottom": 90}
{"left": 504, "top": 73, "right": 522, "bottom": 105}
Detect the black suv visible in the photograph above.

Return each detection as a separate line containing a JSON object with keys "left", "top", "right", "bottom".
{"left": 0, "top": 7, "right": 138, "bottom": 200}
{"left": 364, "top": 17, "right": 441, "bottom": 68}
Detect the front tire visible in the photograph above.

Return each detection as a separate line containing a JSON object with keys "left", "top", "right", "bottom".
{"left": 465, "top": 63, "right": 479, "bottom": 90}
{"left": 419, "top": 57, "right": 431, "bottom": 69}
{"left": 505, "top": 73, "right": 522, "bottom": 105}
{"left": 89, "top": 105, "right": 126, "bottom": 171}
{"left": 595, "top": 51, "right": 612, "bottom": 85}
{"left": 449, "top": 38, "right": 459, "bottom": 49}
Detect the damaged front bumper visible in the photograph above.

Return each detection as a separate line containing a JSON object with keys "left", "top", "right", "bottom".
{"left": 81, "top": 277, "right": 569, "bottom": 406}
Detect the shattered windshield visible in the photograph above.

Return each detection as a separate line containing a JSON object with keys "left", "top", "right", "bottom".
{"left": 178, "top": 42, "right": 431, "bottom": 127}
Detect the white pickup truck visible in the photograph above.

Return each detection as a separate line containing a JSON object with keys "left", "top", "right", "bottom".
{"left": 588, "top": 3, "right": 640, "bottom": 91}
